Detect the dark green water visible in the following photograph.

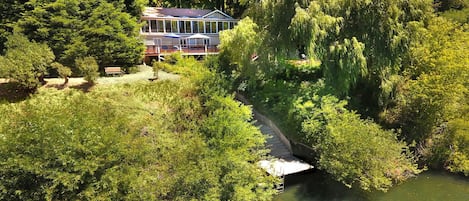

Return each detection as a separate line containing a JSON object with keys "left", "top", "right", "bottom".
{"left": 274, "top": 170, "right": 469, "bottom": 201}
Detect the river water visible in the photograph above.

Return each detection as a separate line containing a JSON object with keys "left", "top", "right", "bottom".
{"left": 274, "top": 170, "right": 469, "bottom": 201}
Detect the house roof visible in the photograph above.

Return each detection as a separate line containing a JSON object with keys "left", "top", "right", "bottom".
{"left": 143, "top": 7, "right": 211, "bottom": 18}
{"left": 143, "top": 7, "right": 233, "bottom": 19}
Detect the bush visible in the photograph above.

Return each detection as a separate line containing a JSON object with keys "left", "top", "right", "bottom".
{"left": 51, "top": 62, "right": 72, "bottom": 85}
{"left": 165, "top": 52, "right": 183, "bottom": 64}
{"left": 0, "top": 34, "right": 54, "bottom": 91}
{"left": 125, "top": 66, "right": 139, "bottom": 74}
{"left": 75, "top": 57, "right": 99, "bottom": 84}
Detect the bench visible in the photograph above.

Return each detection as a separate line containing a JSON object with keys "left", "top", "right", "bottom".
{"left": 104, "top": 67, "right": 124, "bottom": 76}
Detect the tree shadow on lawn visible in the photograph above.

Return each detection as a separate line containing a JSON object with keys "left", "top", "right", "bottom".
{"left": 70, "top": 82, "right": 94, "bottom": 93}
{"left": 44, "top": 83, "right": 67, "bottom": 90}
{"left": 0, "top": 82, "right": 32, "bottom": 103}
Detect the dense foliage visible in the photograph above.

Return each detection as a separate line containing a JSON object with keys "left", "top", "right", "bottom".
{"left": 1, "top": 0, "right": 467, "bottom": 195}
{"left": 0, "top": 33, "right": 54, "bottom": 91}
{"left": 0, "top": 58, "right": 276, "bottom": 200}
{"left": 218, "top": 0, "right": 469, "bottom": 191}
{"left": 15, "top": 0, "right": 145, "bottom": 68}
{"left": 385, "top": 17, "right": 469, "bottom": 174}
{"left": 75, "top": 57, "right": 99, "bottom": 84}
{"left": 0, "top": 0, "right": 145, "bottom": 72}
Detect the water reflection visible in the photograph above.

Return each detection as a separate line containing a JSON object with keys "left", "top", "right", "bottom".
{"left": 275, "top": 170, "right": 469, "bottom": 201}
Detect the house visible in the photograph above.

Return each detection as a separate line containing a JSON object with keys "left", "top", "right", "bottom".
{"left": 140, "top": 7, "right": 238, "bottom": 63}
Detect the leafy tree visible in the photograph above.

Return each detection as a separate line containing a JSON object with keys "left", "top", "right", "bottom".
{"left": 75, "top": 57, "right": 99, "bottom": 84}
{"left": 322, "top": 37, "right": 367, "bottom": 95}
{"left": 0, "top": 0, "right": 29, "bottom": 53}
{"left": 16, "top": 0, "right": 82, "bottom": 65}
{"left": 80, "top": 1, "right": 145, "bottom": 67}
{"left": 0, "top": 33, "right": 54, "bottom": 91}
{"left": 435, "top": 0, "right": 469, "bottom": 11}
{"left": 16, "top": 0, "right": 145, "bottom": 68}
{"left": 219, "top": 17, "right": 263, "bottom": 88}
{"left": 244, "top": 0, "right": 434, "bottom": 109}
{"left": 51, "top": 62, "right": 72, "bottom": 85}
{"left": 382, "top": 17, "right": 469, "bottom": 174}
{"left": 386, "top": 17, "right": 469, "bottom": 141}
{"left": 109, "top": 0, "right": 148, "bottom": 16}
{"left": 299, "top": 93, "right": 420, "bottom": 191}
{"left": 0, "top": 89, "right": 167, "bottom": 200}
{"left": 440, "top": 8, "right": 469, "bottom": 23}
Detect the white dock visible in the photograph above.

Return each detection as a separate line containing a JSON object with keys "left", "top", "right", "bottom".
{"left": 234, "top": 93, "right": 313, "bottom": 178}
{"left": 257, "top": 124, "right": 313, "bottom": 177}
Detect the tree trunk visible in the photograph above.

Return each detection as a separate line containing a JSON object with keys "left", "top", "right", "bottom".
{"left": 63, "top": 77, "right": 69, "bottom": 86}
{"left": 39, "top": 74, "right": 46, "bottom": 85}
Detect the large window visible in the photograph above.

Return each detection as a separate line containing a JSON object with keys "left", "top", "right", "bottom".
{"left": 157, "top": 20, "right": 164, "bottom": 32}
{"left": 165, "top": 20, "right": 172, "bottom": 33}
{"left": 218, "top": 22, "right": 223, "bottom": 32}
{"left": 192, "top": 21, "right": 199, "bottom": 33}
{"left": 143, "top": 19, "right": 237, "bottom": 33}
{"left": 198, "top": 21, "right": 204, "bottom": 33}
{"left": 142, "top": 21, "right": 149, "bottom": 32}
{"left": 185, "top": 21, "right": 192, "bottom": 33}
{"left": 150, "top": 20, "right": 157, "bottom": 32}
{"left": 178, "top": 21, "right": 192, "bottom": 33}
{"left": 148, "top": 20, "right": 164, "bottom": 33}
{"left": 205, "top": 21, "right": 211, "bottom": 33}
{"left": 179, "top": 21, "right": 185, "bottom": 33}
{"left": 192, "top": 21, "right": 205, "bottom": 33}
{"left": 211, "top": 21, "right": 217, "bottom": 33}
{"left": 171, "top": 21, "right": 178, "bottom": 33}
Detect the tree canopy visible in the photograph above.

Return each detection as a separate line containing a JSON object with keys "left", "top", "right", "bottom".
{"left": 14, "top": 0, "right": 144, "bottom": 69}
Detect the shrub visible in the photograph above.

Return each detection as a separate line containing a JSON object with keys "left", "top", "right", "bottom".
{"left": 51, "top": 62, "right": 72, "bottom": 85}
{"left": 165, "top": 52, "right": 183, "bottom": 64}
{"left": 75, "top": 57, "right": 99, "bottom": 84}
{"left": 125, "top": 66, "right": 139, "bottom": 74}
{"left": 0, "top": 34, "right": 54, "bottom": 91}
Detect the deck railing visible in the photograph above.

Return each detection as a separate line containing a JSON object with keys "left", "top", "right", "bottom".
{"left": 145, "top": 45, "right": 219, "bottom": 55}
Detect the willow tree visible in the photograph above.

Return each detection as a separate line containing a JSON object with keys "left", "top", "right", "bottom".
{"left": 245, "top": 0, "right": 434, "bottom": 106}
{"left": 219, "top": 17, "right": 263, "bottom": 89}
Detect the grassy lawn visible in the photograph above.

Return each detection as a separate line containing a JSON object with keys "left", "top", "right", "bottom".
{"left": 0, "top": 65, "right": 180, "bottom": 102}
{"left": 42, "top": 65, "right": 179, "bottom": 88}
